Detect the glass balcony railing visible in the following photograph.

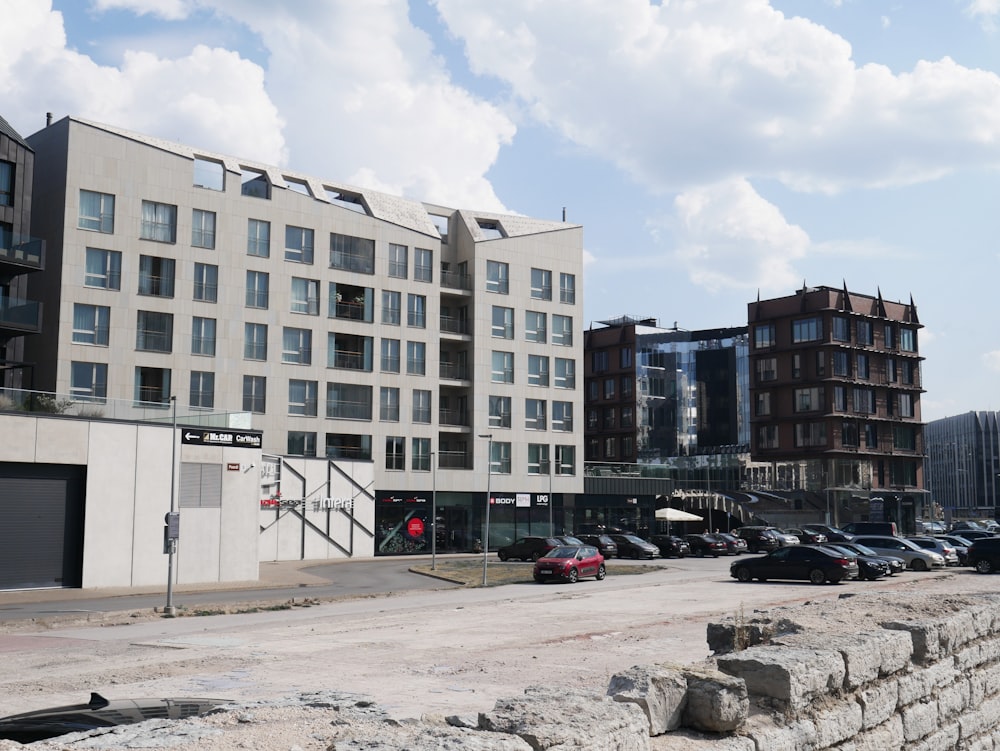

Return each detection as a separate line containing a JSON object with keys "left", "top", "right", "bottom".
{"left": 0, "top": 234, "right": 44, "bottom": 269}
{"left": 0, "top": 295, "right": 42, "bottom": 332}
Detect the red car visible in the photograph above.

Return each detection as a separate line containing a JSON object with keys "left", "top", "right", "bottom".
{"left": 532, "top": 545, "right": 606, "bottom": 583}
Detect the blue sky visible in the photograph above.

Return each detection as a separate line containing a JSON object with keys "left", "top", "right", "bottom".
{"left": 3, "top": 0, "right": 1000, "bottom": 422}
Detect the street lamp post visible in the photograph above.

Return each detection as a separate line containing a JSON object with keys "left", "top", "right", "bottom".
{"left": 164, "top": 395, "right": 178, "bottom": 617}
{"left": 548, "top": 453, "right": 554, "bottom": 535}
{"left": 431, "top": 450, "right": 437, "bottom": 571}
{"left": 479, "top": 434, "right": 493, "bottom": 586}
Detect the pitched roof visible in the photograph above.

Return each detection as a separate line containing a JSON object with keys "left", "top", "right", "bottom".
{"left": 0, "top": 114, "right": 31, "bottom": 150}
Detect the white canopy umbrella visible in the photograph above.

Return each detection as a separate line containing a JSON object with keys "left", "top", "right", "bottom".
{"left": 655, "top": 508, "right": 704, "bottom": 522}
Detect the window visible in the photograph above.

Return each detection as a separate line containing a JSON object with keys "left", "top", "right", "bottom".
{"left": 243, "top": 375, "right": 266, "bottom": 413}
{"left": 190, "top": 371, "right": 215, "bottom": 409}
{"left": 621, "top": 376, "right": 633, "bottom": 397}
{"left": 528, "top": 355, "right": 550, "bottom": 386}
{"left": 70, "top": 362, "right": 107, "bottom": 402}
{"left": 325, "top": 434, "right": 372, "bottom": 461}
{"left": 191, "top": 209, "right": 216, "bottom": 249}
{"left": 489, "top": 441, "right": 512, "bottom": 474}
{"left": 478, "top": 219, "right": 505, "bottom": 240}
{"left": 325, "top": 187, "right": 368, "bottom": 214}
{"left": 901, "top": 360, "right": 916, "bottom": 385}
{"left": 525, "top": 311, "right": 547, "bottom": 343}
{"left": 72, "top": 304, "right": 110, "bottom": 346}
{"left": 136, "top": 311, "right": 173, "bottom": 352}
{"left": 429, "top": 213, "right": 449, "bottom": 237}
{"left": 412, "top": 438, "right": 431, "bottom": 471}
{"left": 140, "top": 200, "right": 177, "bottom": 243}
{"left": 604, "top": 436, "right": 617, "bottom": 458}
{"left": 489, "top": 395, "right": 512, "bottom": 428}
{"left": 191, "top": 316, "right": 216, "bottom": 356}
{"left": 900, "top": 328, "right": 917, "bottom": 352}
{"left": 526, "top": 399, "right": 547, "bottom": 430}
{"left": 388, "top": 243, "right": 408, "bottom": 278}
{"left": 246, "top": 270, "right": 269, "bottom": 308}
{"left": 0, "top": 160, "right": 12, "bottom": 206}
{"left": 592, "top": 351, "right": 609, "bottom": 372}
{"left": 382, "top": 290, "right": 401, "bottom": 325}
{"left": 893, "top": 425, "right": 916, "bottom": 451}
{"left": 792, "top": 317, "right": 822, "bottom": 343}
{"left": 240, "top": 168, "right": 270, "bottom": 199}
{"left": 853, "top": 387, "right": 875, "bottom": 414}
{"left": 621, "top": 406, "right": 633, "bottom": 428}
{"left": 832, "top": 317, "right": 850, "bottom": 342}
{"left": 559, "top": 273, "right": 576, "bottom": 304}
{"left": 866, "top": 423, "right": 879, "bottom": 449}
{"left": 552, "top": 401, "right": 573, "bottom": 431}
{"left": 285, "top": 177, "right": 311, "bottom": 196}
{"left": 285, "top": 225, "right": 314, "bottom": 264}
{"left": 794, "top": 422, "right": 827, "bottom": 447}
{"left": 136, "top": 366, "right": 171, "bottom": 405}
{"left": 884, "top": 324, "right": 896, "bottom": 350}
{"left": 833, "top": 386, "right": 847, "bottom": 411}
{"left": 898, "top": 393, "right": 914, "bottom": 418}
{"left": 288, "top": 432, "right": 317, "bottom": 457}
{"left": 857, "top": 353, "right": 870, "bottom": 380}
{"left": 587, "top": 409, "right": 598, "bottom": 430}
{"left": 407, "top": 294, "right": 426, "bottom": 328}
{"left": 330, "top": 233, "right": 375, "bottom": 274}
{"left": 412, "top": 389, "right": 432, "bottom": 423}
{"left": 282, "top": 327, "right": 312, "bottom": 364}
{"left": 555, "top": 445, "right": 575, "bottom": 475}
{"left": 380, "top": 387, "right": 400, "bottom": 421}
{"left": 326, "top": 383, "right": 373, "bottom": 420}
{"left": 603, "top": 407, "right": 616, "bottom": 429}
{"left": 890, "top": 460, "right": 918, "bottom": 487}
{"left": 886, "top": 358, "right": 897, "bottom": 383}
{"left": 758, "top": 424, "right": 778, "bottom": 449}
{"left": 552, "top": 315, "right": 573, "bottom": 346}
{"left": 815, "top": 351, "right": 826, "bottom": 377}
{"left": 527, "top": 443, "right": 550, "bottom": 475}
{"left": 620, "top": 347, "right": 633, "bottom": 369}
{"left": 555, "top": 358, "right": 575, "bottom": 389}
{"left": 832, "top": 351, "right": 850, "bottom": 377}
{"left": 792, "top": 354, "right": 801, "bottom": 379}
{"left": 755, "top": 392, "right": 771, "bottom": 416}
{"left": 754, "top": 323, "right": 775, "bottom": 349}
{"left": 492, "top": 306, "right": 514, "bottom": 339}
{"left": 604, "top": 378, "right": 615, "bottom": 399}
{"left": 410, "top": 247, "right": 432, "bottom": 282}
{"left": 492, "top": 351, "right": 514, "bottom": 383}
{"left": 289, "top": 379, "right": 318, "bottom": 416}
{"left": 841, "top": 421, "right": 859, "bottom": 447}
{"left": 486, "top": 260, "right": 509, "bottom": 293}
{"left": 587, "top": 381, "right": 599, "bottom": 402}
{"left": 291, "top": 277, "right": 320, "bottom": 315}
{"left": 244, "top": 323, "right": 267, "bottom": 360}
{"left": 857, "top": 320, "right": 873, "bottom": 346}
{"left": 193, "top": 157, "right": 224, "bottom": 190}
{"left": 193, "top": 262, "right": 218, "bottom": 302}
{"left": 247, "top": 219, "right": 270, "bottom": 257}
{"left": 84, "top": 248, "right": 122, "bottom": 290}
{"left": 406, "top": 341, "right": 426, "bottom": 375}
{"left": 330, "top": 284, "right": 372, "bottom": 321}
{"left": 381, "top": 338, "right": 400, "bottom": 373}
{"left": 79, "top": 190, "right": 115, "bottom": 233}
{"left": 138, "top": 255, "right": 175, "bottom": 297}
{"left": 531, "top": 268, "right": 552, "bottom": 300}
{"left": 385, "top": 437, "right": 405, "bottom": 471}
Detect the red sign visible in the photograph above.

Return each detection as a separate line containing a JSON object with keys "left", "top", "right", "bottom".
{"left": 407, "top": 518, "right": 425, "bottom": 537}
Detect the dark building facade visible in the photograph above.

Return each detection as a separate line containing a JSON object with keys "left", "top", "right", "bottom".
{"left": 925, "top": 411, "right": 1000, "bottom": 521}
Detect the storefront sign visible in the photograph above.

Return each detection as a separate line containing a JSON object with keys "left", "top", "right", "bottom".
{"left": 407, "top": 518, "right": 425, "bottom": 537}
{"left": 260, "top": 496, "right": 355, "bottom": 510}
{"left": 182, "top": 428, "right": 263, "bottom": 449}
{"left": 380, "top": 494, "right": 428, "bottom": 504}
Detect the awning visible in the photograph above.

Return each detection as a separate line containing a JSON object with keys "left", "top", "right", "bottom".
{"left": 655, "top": 508, "right": 704, "bottom": 522}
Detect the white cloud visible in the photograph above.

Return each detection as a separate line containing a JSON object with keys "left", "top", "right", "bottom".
{"left": 91, "top": 0, "right": 193, "bottom": 20}
{"left": 965, "top": 0, "right": 1000, "bottom": 31}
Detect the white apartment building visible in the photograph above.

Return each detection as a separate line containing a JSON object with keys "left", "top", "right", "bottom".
{"left": 23, "top": 116, "right": 585, "bottom": 558}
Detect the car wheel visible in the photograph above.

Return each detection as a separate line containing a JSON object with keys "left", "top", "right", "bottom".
{"left": 498, "top": 551, "right": 508, "bottom": 562}
{"left": 596, "top": 564, "right": 606, "bottom": 581}
{"left": 911, "top": 558, "right": 928, "bottom": 572}
{"left": 531, "top": 552, "right": 542, "bottom": 561}
{"left": 567, "top": 567, "right": 579, "bottom": 584}
{"left": 735, "top": 567, "right": 752, "bottom": 583}
{"left": 808, "top": 568, "right": 826, "bottom": 585}
{"left": 976, "top": 559, "right": 994, "bottom": 574}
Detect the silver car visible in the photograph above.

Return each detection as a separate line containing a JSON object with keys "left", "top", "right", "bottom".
{"left": 851, "top": 535, "right": 946, "bottom": 571}
{"left": 907, "top": 536, "right": 960, "bottom": 566}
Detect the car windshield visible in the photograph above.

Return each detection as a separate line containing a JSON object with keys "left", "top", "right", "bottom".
{"left": 543, "top": 546, "right": 580, "bottom": 559}
{"left": 847, "top": 543, "right": 878, "bottom": 556}
{"left": 622, "top": 535, "right": 643, "bottom": 543}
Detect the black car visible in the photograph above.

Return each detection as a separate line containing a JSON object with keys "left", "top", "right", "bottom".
{"left": 733, "top": 526, "right": 781, "bottom": 553}
{"left": 969, "top": 537, "right": 1000, "bottom": 573}
{"left": 785, "top": 528, "right": 828, "bottom": 545}
{"left": 575, "top": 534, "right": 619, "bottom": 558}
{"left": 821, "top": 543, "right": 888, "bottom": 581}
{"left": 647, "top": 534, "right": 690, "bottom": 558}
{"left": 710, "top": 533, "right": 748, "bottom": 555}
{"left": 608, "top": 534, "right": 660, "bottom": 559}
{"left": 730, "top": 545, "right": 858, "bottom": 584}
{"left": 497, "top": 536, "right": 561, "bottom": 561}
{"left": 838, "top": 541, "right": 906, "bottom": 575}
{"left": 952, "top": 529, "right": 996, "bottom": 542}
{"left": 802, "top": 523, "right": 854, "bottom": 543}
{"left": 557, "top": 535, "right": 587, "bottom": 546}
{"left": 685, "top": 533, "right": 728, "bottom": 557}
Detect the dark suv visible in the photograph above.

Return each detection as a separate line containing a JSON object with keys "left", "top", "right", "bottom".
{"left": 733, "top": 526, "right": 781, "bottom": 553}
{"left": 969, "top": 537, "right": 1000, "bottom": 574}
{"left": 497, "top": 537, "right": 561, "bottom": 561}
{"left": 576, "top": 534, "right": 619, "bottom": 558}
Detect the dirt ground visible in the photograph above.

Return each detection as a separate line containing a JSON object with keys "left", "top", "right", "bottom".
{"left": 0, "top": 560, "right": 996, "bottom": 749}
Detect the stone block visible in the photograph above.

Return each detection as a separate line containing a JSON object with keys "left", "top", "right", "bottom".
{"left": 896, "top": 659, "right": 957, "bottom": 706}
{"left": 906, "top": 722, "right": 960, "bottom": 751}
{"left": 681, "top": 668, "right": 749, "bottom": 733}
{"left": 960, "top": 692, "right": 1000, "bottom": 739}
{"left": 956, "top": 636, "right": 1000, "bottom": 672}
{"left": 780, "top": 630, "right": 912, "bottom": 688}
{"left": 741, "top": 717, "right": 817, "bottom": 751}
{"left": 936, "top": 678, "right": 971, "bottom": 723}
{"left": 837, "top": 714, "right": 905, "bottom": 751}
{"left": 858, "top": 680, "right": 898, "bottom": 729}
{"left": 969, "top": 662, "right": 1000, "bottom": 706}
{"left": 607, "top": 665, "right": 688, "bottom": 735}
{"left": 883, "top": 620, "right": 940, "bottom": 663}
{"left": 901, "top": 700, "right": 939, "bottom": 743}
{"left": 716, "top": 646, "right": 845, "bottom": 709}
{"left": 813, "top": 701, "right": 863, "bottom": 748}
{"left": 647, "top": 729, "right": 755, "bottom": 750}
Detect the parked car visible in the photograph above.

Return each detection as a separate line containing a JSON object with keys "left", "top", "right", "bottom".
{"left": 837, "top": 541, "right": 907, "bottom": 575}
{"left": 952, "top": 520, "right": 988, "bottom": 533}
{"left": 711, "top": 532, "right": 748, "bottom": 555}
{"left": 532, "top": 545, "right": 606, "bottom": 583}
{"left": 730, "top": 545, "right": 858, "bottom": 584}
{"left": 850, "top": 535, "right": 946, "bottom": 571}
{"left": 906, "top": 536, "right": 960, "bottom": 566}
{"left": 820, "top": 543, "right": 889, "bottom": 580}
{"left": 772, "top": 529, "right": 801, "bottom": 547}
{"left": 556, "top": 535, "right": 586, "bottom": 546}
{"left": 685, "top": 533, "right": 729, "bottom": 558}
{"left": 609, "top": 534, "right": 660, "bottom": 559}
{"left": 497, "top": 536, "right": 561, "bottom": 562}
{"left": 919, "top": 521, "right": 947, "bottom": 534}
{"left": 802, "top": 523, "right": 854, "bottom": 542}
{"left": 732, "top": 526, "right": 781, "bottom": 553}
{"left": 969, "top": 537, "right": 1000, "bottom": 574}
{"left": 949, "top": 529, "right": 996, "bottom": 542}
{"left": 785, "top": 528, "right": 828, "bottom": 545}
{"left": 575, "top": 533, "right": 619, "bottom": 558}
{"left": 934, "top": 534, "right": 973, "bottom": 565}
{"left": 841, "top": 522, "right": 899, "bottom": 537}
{"left": 647, "top": 534, "right": 690, "bottom": 558}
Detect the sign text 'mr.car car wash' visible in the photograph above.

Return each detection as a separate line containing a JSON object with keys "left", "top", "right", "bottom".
{"left": 181, "top": 429, "right": 263, "bottom": 449}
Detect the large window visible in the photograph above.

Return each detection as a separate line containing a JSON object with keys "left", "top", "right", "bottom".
{"left": 832, "top": 351, "right": 850, "bottom": 377}
{"left": 406, "top": 341, "right": 426, "bottom": 375}
{"left": 489, "top": 440, "right": 512, "bottom": 474}
{"left": 489, "top": 395, "right": 511, "bottom": 428}
{"left": 898, "top": 393, "right": 914, "bottom": 418}
{"left": 244, "top": 323, "right": 267, "bottom": 360}
{"left": 247, "top": 218, "right": 270, "bottom": 257}
{"left": 856, "top": 353, "right": 870, "bottom": 380}
{"left": 552, "top": 315, "right": 573, "bottom": 346}
{"left": 325, "top": 434, "right": 372, "bottom": 461}
{"left": 79, "top": 190, "right": 115, "bottom": 233}
{"left": 241, "top": 168, "right": 270, "bottom": 199}
{"left": 794, "top": 422, "right": 827, "bottom": 448}
{"left": 84, "top": 248, "right": 122, "bottom": 290}
{"left": 832, "top": 316, "right": 850, "bottom": 342}
{"left": 285, "top": 225, "right": 314, "bottom": 264}
{"left": 381, "top": 338, "right": 400, "bottom": 373}
{"left": 853, "top": 387, "right": 875, "bottom": 414}
{"left": 136, "top": 311, "right": 173, "bottom": 352}
{"left": 559, "top": 273, "right": 576, "bottom": 304}
{"left": 792, "top": 317, "right": 822, "bottom": 343}
{"left": 755, "top": 392, "right": 771, "bottom": 417}
{"left": 138, "top": 255, "right": 175, "bottom": 297}
{"left": 525, "top": 311, "right": 546, "bottom": 343}
{"left": 289, "top": 379, "right": 318, "bottom": 416}
{"left": 552, "top": 401, "right": 573, "bottom": 431}
{"left": 857, "top": 320, "right": 873, "bottom": 346}
{"left": 753, "top": 323, "right": 775, "bottom": 349}
{"left": 414, "top": 248, "right": 433, "bottom": 282}
{"left": 492, "top": 351, "right": 514, "bottom": 383}
{"left": 379, "top": 387, "right": 400, "bottom": 422}
{"left": 72, "top": 304, "right": 110, "bottom": 346}
{"left": 900, "top": 328, "right": 917, "bottom": 353}
{"left": 193, "top": 157, "right": 224, "bottom": 190}
{"left": 525, "top": 399, "right": 547, "bottom": 430}
{"left": 136, "top": 366, "right": 171, "bottom": 405}
{"left": 385, "top": 437, "right": 405, "bottom": 471}
{"left": 531, "top": 268, "right": 552, "bottom": 300}
{"left": 291, "top": 277, "right": 320, "bottom": 315}
{"left": 486, "top": 260, "right": 509, "bottom": 294}
{"left": 191, "top": 209, "right": 216, "bottom": 249}
{"left": 492, "top": 306, "right": 514, "bottom": 339}
{"left": 246, "top": 270, "right": 269, "bottom": 309}
{"left": 193, "top": 262, "right": 218, "bottom": 302}
{"left": 893, "top": 425, "right": 916, "bottom": 451}
{"left": 528, "top": 354, "right": 549, "bottom": 386}
{"left": 412, "top": 438, "right": 431, "bottom": 471}
{"left": 140, "top": 200, "right": 177, "bottom": 243}
{"left": 189, "top": 371, "right": 215, "bottom": 409}
{"left": 755, "top": 357, "right": 776, "bottom": 383}
{"left": 288, "top": 432, "right": 317, "bottom": 457}
{"left": 243, "top": 375, "right": 266, "bottom": 413}
{"left": 0, "top": 161, "right": 12, "bottom": 206}
{"left": 326, "top": 382, "right": 372, "bottom": 420}
{"left": 330, "top": 233, "right": 375, "bottom": 274}
{"left": 407, "top": 294, "right": 426, "bottom": 328}
{"left": 554, "top": 358, "right": 575, "bottom": 389}
{"left": 282, "top": 327, "right": 312, "bottom": 365}
{"left": 191, "top": 316, "right": 216, "bottom": 356}
{"left": 71, "top": 361, "right": 107, "bottom": 402}
{"left": 388, "top": 243, "right": 408, "bottom": 278}
{"left": 382, "top": 290, "right": 401, "bottom": 325}
{"left": 412, "top": 389, "right": 432, "bottom": 423}
{"left": 758, "top": 424, "right": 778, "bottom": 449}
{"left": 328, "top": 332, "right": 373, "bottom": 371}
{"left": 330, "top": 283, "right": 373, "bottom": 322}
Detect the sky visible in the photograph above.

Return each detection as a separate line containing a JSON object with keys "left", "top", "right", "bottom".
{"left": 2, "top": 0, "right": 1000, "bottom": 422}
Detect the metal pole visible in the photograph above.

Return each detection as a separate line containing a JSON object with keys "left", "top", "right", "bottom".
{"left": 431, "top": 450, "right": 437, "bottom": 571}
{"left": 164, "top": 395, "right": 177, "bottom": 617}
{"left": 480, "top": 434, "right": 493, "bottom": 586}
{"left": 548, "top": 454, "right": 553, "bottom": 535}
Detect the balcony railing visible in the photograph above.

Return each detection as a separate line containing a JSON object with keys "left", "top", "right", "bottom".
{"left": 0, "top": 295, "right": 42, "bottom": 332}
{"left": 439, "top": 361, "right": 468, "bottom": 380}
{"left": 0, "top": 234, "right": 44, "bottom": 269}
{"left": 441, "top": 269, "right": 472, "bottom": 291}
{"left": 439, "top": 408, "right": 469, "bottom": 427}
{"left": 440, "top": 315, "right": 470, "bottom": 335}
{"left": 438, "top": 449, "right": 472, "bottom": 469}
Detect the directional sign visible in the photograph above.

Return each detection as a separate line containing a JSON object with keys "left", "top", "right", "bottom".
{"left": 180, "top": 428, "right": 263, "bottom": 449}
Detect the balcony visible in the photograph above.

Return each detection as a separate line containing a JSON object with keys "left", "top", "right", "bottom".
{"left": 439, "top": 408, "right": 469, "bottom": 427}
{"left": 438, "top": 449, "right": 472, "bottom": 470}
{"left": 439, "top": 361, "right": 469, "bottom": 381}
{"left": 0, "top": 234, "right": 44, "bottom": 271}
{"left": 0, "top": 295, "right": 42, "bottom": 334}
{"left": 441, "top": 269, "right": 472, "bottom": 291}
{"left": 440, "top": 314, "right": 470, "bottom": 336}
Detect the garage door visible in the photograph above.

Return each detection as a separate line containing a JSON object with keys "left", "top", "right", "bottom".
{"left": 0, "top": 464, "right": 85, "bottom": 590}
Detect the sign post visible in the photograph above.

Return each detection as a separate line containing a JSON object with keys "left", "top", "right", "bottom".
{"left": 164, "top": 396, "right": 178, "bottom": 617}
{"left": 480, "top": 434, "right": 493, "bottom": 586}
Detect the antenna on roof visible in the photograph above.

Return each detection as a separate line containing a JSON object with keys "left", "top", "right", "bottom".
{"left": 562, "top": 207, "right": 566, "bottom": 222}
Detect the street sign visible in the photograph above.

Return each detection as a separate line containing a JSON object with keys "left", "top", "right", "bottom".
{"left": 180, "top": 428, "right": 263, "bottom": 449}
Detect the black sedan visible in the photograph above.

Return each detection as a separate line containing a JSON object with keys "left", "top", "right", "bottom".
{"left": 608, "top": 534, "right": 660, "bottom": 559}
{"left": 685, "top": 533, "right": 728, "bottom": 558}
{"left": 822, "top": 543, "right": 888, "bottom": 580}
{"left": 730, "top": 545, "right": 859, "bottom": 584}
{"left": 647, "top": 534, "right": 690, "bottom": 558}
